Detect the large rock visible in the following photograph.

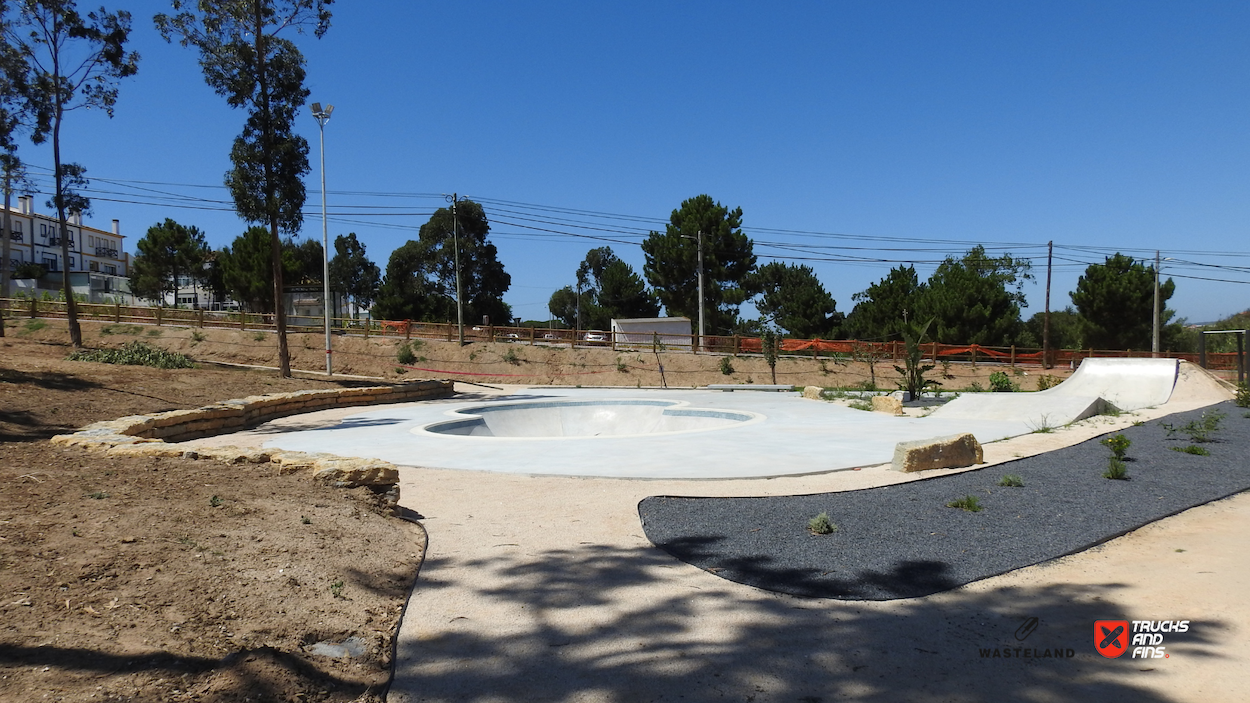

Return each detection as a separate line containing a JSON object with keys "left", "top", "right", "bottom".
{"left": 312, "top": 458, "right": 400, "bottom": 488}
{"left": 871, "top": 395, "right": 904, "bottom": 415}
{"left": 802, "top": 385, "right": 823, "bottom": 400}
{"left": 892, "top": 433, "right": 983, "bottom": 473}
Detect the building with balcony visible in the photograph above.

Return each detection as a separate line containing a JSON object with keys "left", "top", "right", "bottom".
{"left": 3, "top": 195, "right": 132, "bottom": 302}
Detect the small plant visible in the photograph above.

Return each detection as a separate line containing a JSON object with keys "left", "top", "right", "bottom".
{"left": 1171, "top": 445, "right": 1210, "bottom": 456}
{"left": 209, "top": 495, "right": 222, "bottom": 507}
{"left": 848, "top": 399, "right": 873, "bottom": 411}
{"left": 719, "top": 356, "right": 735, "bottom": 375}
{"left": 807, "top": 512, "right": 837, "bottom": 534}
{"left": 998, "top": 474, "right": 1024, "bottom": 487}
{"left": 251, "top": 331, "right": 266, "bottom": 342}
{"left": 853, "top": 380, "right": 876, "bottom": 392}
{"left": 101, "top": 324, "right": 141, "bottom": 336}
{"left": 941, "top": 360, "right": 954, "bottom": 379}
{"left": 818, "top": 359, "right": 830, "bottom": 375}
{"left": 301, "top": 515, "right": 312, "bottom": 524}
{"left": 1027, "top": 414, "right": 1056, "bottom": 433}
{"left": 1161, "top": 410, "right": 1225, "bottom": 443}
{"left": 988, "top": 371, "right": 1019, "bottom": 393}
{"left": 966, "top": 381, "right": 985, "bottom": 393}
{"left": 86, "top": 491, "right": 109, "bottom": 499}
{"left": 22, "top": 319, "right": 47, "bottom": 333}
{"left": 1100, "top": 434, "right": 1131, "bottom": 461}
{"left": 190, "top": 330, "right": 206, "bottom": 343}
{"left": 1103, "top": 457, "right": 1129, "bottom": 480}
{"left": 468, "top": 351, "right": 477, "bottom": 361}
{"left": 330, "top": 580, "right": 344, "bottom": 598}
{"left": 394, "top": 367, "right": 407, "bottom": 374}
{"left": 146, "top": 329, "right": 163, "bottom": 337}
{"left": 947, "top": 495, "right": 983, "bottom": 512}
{"left": 1036, "top": 374, "right": 1061, "bottom": 391}
{"left": 502, "top": 347, "right": 521, "bottom": 365}
{"left": 1236, "top": 383, "right": 1250, "bottom": 408}
{"left": 616, "top": 357, "right": 628, "bottom": 373}
{"left": 68, "top": 341, "right": 194, "bottom": 369}
{"left": 396, "top": 343, "right": 416, "bottom": 365}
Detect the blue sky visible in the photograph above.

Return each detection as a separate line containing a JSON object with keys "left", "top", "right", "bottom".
{"left": 16, "top": 0, "right": 1250, "bottom": 327}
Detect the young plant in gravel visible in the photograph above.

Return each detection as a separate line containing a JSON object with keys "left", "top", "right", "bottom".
{"left": 1161, "top": 410, "right": 1225, "bottom": 443}
{"left": 808, "top": 512, "right": 837, "bottom": 535}
{"left": 998, "top": 474, "right": 1024, "bottom": 487}
{"left": 1103, "top": 457, "right": 1129, "bottom": 480}
{"left": 1100, "top": 434, "right": 1130, "bottom": 461}
{"left": 1235, "top": 382, "right": 1249, "bottom": 408}
{"left": 1171, "top": 445, "right": 1211, "bottom": 456}
{"left": 947, "top": 495, "right": 983, "bottom": 512}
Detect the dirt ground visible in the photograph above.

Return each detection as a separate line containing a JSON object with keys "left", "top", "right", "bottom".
{"left": 0, "top": 317, "right": 1098, "bottom": 703}
{"left": 0, "top": 334, "right": 425, "bottom": 703}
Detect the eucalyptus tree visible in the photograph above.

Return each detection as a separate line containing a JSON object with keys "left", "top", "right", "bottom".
{"left": 156, "top": 0, "right": 332, "bottom": 377}
{"left": 5, "top": 0, "right": 138, "bottom": 346}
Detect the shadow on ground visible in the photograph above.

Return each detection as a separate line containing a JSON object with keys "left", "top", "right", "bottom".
{"left": 393, "top": 542, "right": 1222, "bottom": 702}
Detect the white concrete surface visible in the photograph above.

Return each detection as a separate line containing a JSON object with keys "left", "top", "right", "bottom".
{"left": 424, "top": 399, "right": 759, "bottom": 438}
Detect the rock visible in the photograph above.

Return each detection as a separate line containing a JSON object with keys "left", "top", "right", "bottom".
{"left": 802, "top": 385, "right": 823, "bottom": 400}
{"left": 871, "top": 395, "right": 904, "bottom": 415}
{"left": 892, "top": 433, "right": 983, "bottom": 473}
{"left": 311, "top": 458, "right": 399, "bottom": 488}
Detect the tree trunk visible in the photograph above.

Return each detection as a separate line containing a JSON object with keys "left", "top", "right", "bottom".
{"left": 254, "top": 0, "right": 289, "bottom": 377}
{"left": 52, "top": 110, "right": 81, "bottom": 346}
{"left": 0, "top": 167, "right": 11, "bottom": 338}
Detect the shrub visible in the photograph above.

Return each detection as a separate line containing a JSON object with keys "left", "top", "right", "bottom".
{"left": 1103, "top": 457, "right": 1129, "bottom": 480}
{"left": 502, "top": 347, "right": 521, "bottom": 365}
{"left": 808, "top": 512, "right": 837, "bottom": 534}
{"left": 848, "top": 399, "right": 873, "bottom": 411}
{"left": 719, "top": 356, "right": 735, "bottom": 375}
{"left": 947, "top": 495, "right": 983, "bottom": 512}
{"left": 1161, "top": 410, "right": 1225, "bottom": 443}
{"left": 998, "top": 474, "right": 1024, "bottom": 487}
{"left": 22, "top": 319, "right": 47, "bottom": 333}
{"left": 1036, "top": 374, "right": 1061, "bottom": 391}
{"left": 251, "top": 331, "right": 266, "bottom": 342}
{"left": 190, "top": 330, "right": 206, "bottom": 343}
{"left": 966, "top": 381, "right": 985, "bottom": 393}
{"left": 617, "top": 357, "right": 629, "bottom": 373}
{"left": 1236, "top": 383, "right": 1250, "bottom": 408}
{"left": 68, "top": 341, "right": 194, "bottom": 369}
{"left": 1171, "top": 445, "right": 1210, "bottom": 456}
{"left": 989, "top": 371, "right": 1019, "bottom": 393}
{"left": 396, "top": 343, "right": 416, "bottom": 365}
{"left": 1100, "top": 434, "right": 1130, "bottom": 461}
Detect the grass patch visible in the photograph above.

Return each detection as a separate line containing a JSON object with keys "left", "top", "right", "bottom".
{"left": 1027, "top": 414, "right": 1056, "bottom": 433}
{"left": 997, "top": 474, "right": 1024, "bottom": 487}
{"left": 251, "top": 331, "right": 266, "bottom": 342}
{"left": 146, "top": 329, "right": 163, "bottom": 337}
{"left": 946, "top": 495, "right": 983, "bottom": 512}
{"left": 502, "top": 347, "right": 521, "bottom": 365}
{"left": 1171, "top": 445, "right": 1210, "bottom": 456}
{"left": 100, "top": 324, "right": 141, "bottom": 335}
{"left": 847, "top": 399, "right": 873, "bottom": 411}
{"left": 21, "top": 319, "right": 47, "bottom": 334}
{"left": 1161, "top": 410, "right": 1225, "bottom": 443}
{"left": 190, "top": 329, "right": 206, "bottom": 343}
{"left": 68, "top": 341, "right": 194, "bottom": 369}
{"left": 807, "top": 512, "right": 837, "bottom": 535}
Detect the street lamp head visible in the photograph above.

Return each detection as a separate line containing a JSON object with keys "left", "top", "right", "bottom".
{"left": 311, "top": 102, "right": 334, "bottom": 122}
{"left": 311, "top": 102, "right": 321, "bottom": 113}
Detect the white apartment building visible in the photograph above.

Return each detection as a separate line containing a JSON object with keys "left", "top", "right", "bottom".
{"left": 3, "top": 195, "right": 132, "bottom": 301}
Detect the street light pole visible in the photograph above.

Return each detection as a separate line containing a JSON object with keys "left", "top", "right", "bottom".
{"left": 682, "top": 230, "right": 704, "bottom": 350}
{"left": 447, "top": 193, "right": 465, "bottom": 346}
{"left": 1152, "top": 250, "right": 1160, "bottom": 357}
{"left": 311, "top": 102, "right": 334, "bottom": 375}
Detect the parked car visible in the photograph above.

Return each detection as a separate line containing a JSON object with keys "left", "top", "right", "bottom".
{"left": 583, "top": 331, "right": 608, "bottom": 344}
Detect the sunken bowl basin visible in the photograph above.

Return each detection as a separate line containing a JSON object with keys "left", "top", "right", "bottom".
{"left": 420, "top": 399, "right": 758, "bottom": 438}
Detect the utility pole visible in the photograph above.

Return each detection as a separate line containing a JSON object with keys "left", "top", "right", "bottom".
{"left": 447, "top": 193, "right": 465, "bottom": 346}
{"left": 682, "top": 230, "right": 705, "bottom": 350}
{"left": 1042, "top": 240, "right": 1052, "bottom": 368}
{"left": 311, "top": 102, "right": 334, "bottom": 374}
{"left": 1152, "top": 250, "right": 1161, "bottom": 357}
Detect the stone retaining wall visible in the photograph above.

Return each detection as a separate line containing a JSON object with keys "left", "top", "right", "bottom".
{"left": 49, "top": 380, "right": 453, "bottom": 515}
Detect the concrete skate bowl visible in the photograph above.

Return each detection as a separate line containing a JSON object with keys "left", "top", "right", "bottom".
{"left": 930, "top": 358, "right": 1184, "bottom": 427}
{"left": 420, "top": 399, "right": 760, "bottom": 439}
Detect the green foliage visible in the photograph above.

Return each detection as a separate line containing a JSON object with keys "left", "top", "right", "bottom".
{"left": 844, "top": 265, "right": 922, "bottom": 341}
{"left": 101, "top": 324, "right": 141, "bottom": 335}
{"left": 550, "top": 247, "right": 659, "bottom": 329}
{"left": 330, "top": 579, "right": 344, "bottom": 598}
{"left": 22, "top": 319, "right": 46, "bottom": 333}
{"left": 807, "top": 512, "right": 837, "bottom": 534}
{"left": 301, "top": 515, "right": 311, "bottom": 524}
{"left": 11, "top": 262, "right": 46, "bottom": 279}
{"left": 68, "top": 341, "right": 194, "bottom": 369}
{"left": 998, "top": 474, "right": 1024, "bottom": 487}
{"left": 146, "top": 329, "right": 162, "bottom": 337}
{"left": 502, "top": 347, "right": 520, "bottom": 365}
{"left": 374, "top": 200, "right": 511, "bottom": 324}
{"left": 917, "top": 246, "right": 1032, "bottom": 347}
{"left": 1071, "top": 253, "right": 1181, "bottom": 351}
{"left": 1171, "top": 445, "right": 1210, "bottom": 456}
{"left": 190, "top": 330, "right": 206, "bottom": 343}
{"left": 209, "top": 495, "right": 222, "bottom": 507}
{"left": 641, "top": 194, "right": 757, "bottom": 335}
{"left": 719, "top": 356, "right": 735, "bottom": 376}
{"left": 946, "top": 495, "right": 983, "bottom": 512}
{"left": 86, "top": 491, "right": 110, "bottom": 500}
{"left": 1103, "top": 457, "right": 1129, "bottom": 480}
{"left": 848, "top": 399, "right": 873, "bottom": 411}
{"left": 1024, "top": 306, "right": 1084, "bottom": 350}
{"left": 616, "top": 357, "right": 628, "bottom": 373}
{"left": 129, "top": 219, "right": 210, "bottom": 304}
{"left": 1036, "top": 374, "right": 1061, "bottom": 391}
{"left": 892, "top": 318, "right": 940, "bottom": 399}
{"left": 965, "top": 381, "right": 985, "bottom": 393}
{"left": 988, "top": 371, "right": 1020, "bottom": 393}
{"left": 1235, "top": 383, "right": 1250, "bottom": 408}
{"left": 396, "top": 343, "right": 416, "bottom": 365}
{"left": 1161, "top": 410, "right": 1224, "bottom": 443}
{"left": 329, "top": 233, "right": 381, "bottom": 315}
{"left": 251, "top": 331, "right": 266, "bottom": 342}
{"left": 1101, "top": 434, "right": 1130, "bottom": 460}
{"left": 753, "top": 261, "right": 842, "bottom": 338}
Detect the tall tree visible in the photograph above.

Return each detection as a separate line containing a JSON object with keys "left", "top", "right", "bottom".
{"left": 753, "top": 261, "right": 842, "bottom": 338}
{"left": 844, "top": 265, "right": 924, "bottom": 341}
{"left": 7, "top": 0, "right": 138, "bottom": 347}
{"left": 128, "top": 218, "right": 208, "bottom": 305}
{"left": 0, "top": 2, "right": 34, "bottom": 337}
{"left": 1071, "top": 253, "right": 1178, "bottom": 351}
{"left": 916, "top": 245, "right": 1032, "bottom": 346}
{"left": 217, "top": 226, "right": 308, "bottom": 312}
{"left": 328, "top": 232, "right": 379, "bottom": 318}
{"left": 641, "top": 194, "right": 757, "bottom": 335}
{"left": 373, "top": 200, "right": 511, "bottom": 325}
{"left": 157, "top": 0, "right": 332, "bottom": 377}
{"left": 549, "top": 247, "right": 658, "bottom": 330}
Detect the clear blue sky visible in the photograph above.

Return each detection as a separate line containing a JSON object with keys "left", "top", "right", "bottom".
{"left": 16, "top": 0, "right": 1250, "bottom": 327}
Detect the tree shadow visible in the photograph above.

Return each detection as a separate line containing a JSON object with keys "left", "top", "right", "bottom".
{"left": 0, "top": 367, "right": 102, "bottom": 392}
{"left": 392, "top": 542, "right": 1227, "bottom": 703}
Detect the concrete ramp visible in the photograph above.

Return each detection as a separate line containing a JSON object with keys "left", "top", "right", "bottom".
{"left": 931, "top": 358, "right": 1179, "bottom": 428}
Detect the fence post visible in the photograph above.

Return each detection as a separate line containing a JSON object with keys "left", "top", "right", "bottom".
{"left": 1010, "top": 345, "right": 1016, "bottom": 366}
{"left": 405, "top": 320, "right": 411, "bottom": 340}
{"left": 971, "top": 346, "right": 977, "bottom": 368}
{"left": 1198, "top": 333, "right": 1206, "bottom": 369}
{"left": 446, "top": 323, "right": 453, "bottom": 342}
{"left": 29, "top": 297, "right": 36, "bottom": 319}
{"left": 364, "top": 320, "right": 369, "bottom": 340}
{"left": 733, "top": 335, "right": 740, "bottom": 356}
{"left": 114, "top": 302, "right": 121, "bottom": 323}
{"left": 197, "top": 309, "right": 204, "bottom": 328}
{"left": 691, "top": 333, "right": 696, "bottom": 354}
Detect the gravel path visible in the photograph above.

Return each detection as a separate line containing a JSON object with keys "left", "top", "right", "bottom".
{"left": 640, "top": 401, "right": 1250, "bottom": 600}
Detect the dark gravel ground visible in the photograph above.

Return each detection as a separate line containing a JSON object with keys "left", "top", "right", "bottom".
{"left": 640, "top": 401, "right": 1250, "bottom": 601}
